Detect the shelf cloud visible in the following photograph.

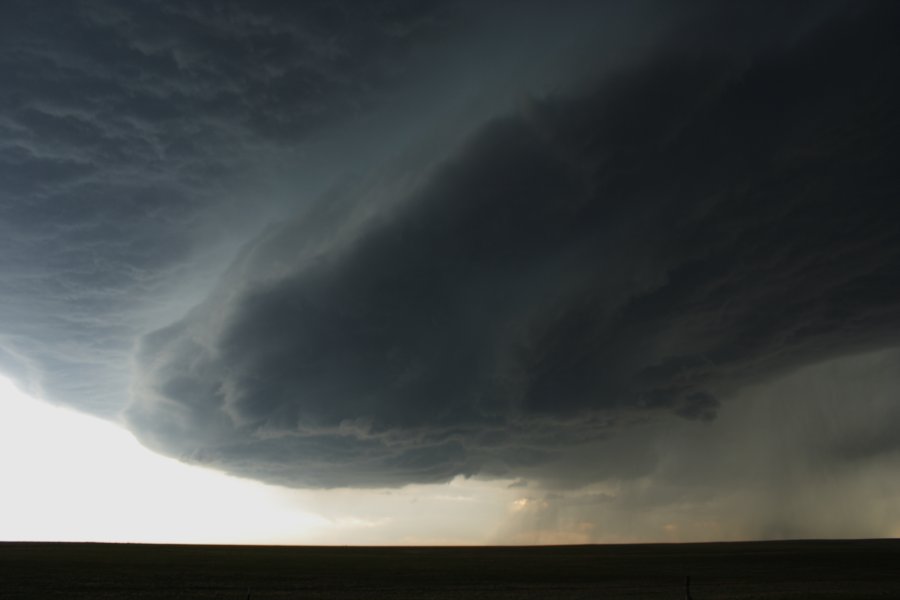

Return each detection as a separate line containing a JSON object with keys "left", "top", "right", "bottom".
{"left": 1, "top": 0, "right": 899, "bottom": 534}
{"left": 120, "top": 1, "right": 900, "bottom": 488}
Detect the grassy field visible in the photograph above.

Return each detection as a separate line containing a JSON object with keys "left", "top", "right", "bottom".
{"left": 2, "top": 539, "right": 900, "bottom": 599}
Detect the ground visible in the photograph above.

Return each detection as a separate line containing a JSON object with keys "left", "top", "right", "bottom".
{"left": 2, "top": 539, "right": 900, "bottom": 599}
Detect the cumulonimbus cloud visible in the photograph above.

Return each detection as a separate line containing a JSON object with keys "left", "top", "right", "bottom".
{"left": 125, "top": 1, "right": 900, "bottom": 488}
{"left": 0, "top": 0, "right": 471, "bottom": 415}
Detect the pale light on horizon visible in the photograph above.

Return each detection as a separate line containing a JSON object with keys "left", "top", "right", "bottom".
{"left": 0, "top": 375, "right": 331, "bottom": 544}
{"left": 0, "top": 375, "right": 522, "bottom": 545}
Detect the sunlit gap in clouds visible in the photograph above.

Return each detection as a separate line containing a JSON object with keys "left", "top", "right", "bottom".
{"left": 0, "top": 375, "right": 524, "bottom": 545}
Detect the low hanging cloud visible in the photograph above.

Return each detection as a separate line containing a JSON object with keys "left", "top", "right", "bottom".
{"left": 127, "top": 1, "right": 900, "bottom": 488}
{"left": 0, "top": 0, "right": 482, "bottom": 415}
{"left": 0, "top": 0, "right": 660, "bottom": 418}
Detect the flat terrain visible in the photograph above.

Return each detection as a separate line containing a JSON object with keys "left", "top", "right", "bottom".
{"left": 2, "top": 539, "right": 900, "bottom": 599}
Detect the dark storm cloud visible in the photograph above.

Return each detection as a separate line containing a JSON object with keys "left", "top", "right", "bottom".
{"left": 0, "top": 0, "right": 474, "bottom": 414}
{"left": 127, "top": 2, "right": 900, "bottom": 487}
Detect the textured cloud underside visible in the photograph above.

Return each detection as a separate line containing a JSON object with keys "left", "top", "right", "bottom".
{"left": 126, "top": 3, "right": 900, "bottom": 487}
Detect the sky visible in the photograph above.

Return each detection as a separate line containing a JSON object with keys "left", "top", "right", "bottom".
{"left": 1, "top": 0, "right": 899, "bottom": 545}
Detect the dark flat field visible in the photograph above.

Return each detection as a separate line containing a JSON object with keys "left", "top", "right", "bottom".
{"left": 2, "top": 539, "right": 900, "bottom": 599}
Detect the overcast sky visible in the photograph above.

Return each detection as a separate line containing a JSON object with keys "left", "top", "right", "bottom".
{"left": 1, "top": 0, "right": 899, "bottom": 544}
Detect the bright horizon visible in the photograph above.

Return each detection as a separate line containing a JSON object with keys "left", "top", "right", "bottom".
{"left": 6, "top": 359, "right": 900, "bottom": 546}
{"left": 0, "top": 375, "right": 534, "bottom": 546}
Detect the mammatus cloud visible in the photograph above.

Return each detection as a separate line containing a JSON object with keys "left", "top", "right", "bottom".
{"left": 127, "top": 2, "right": 900, "bottom": 488}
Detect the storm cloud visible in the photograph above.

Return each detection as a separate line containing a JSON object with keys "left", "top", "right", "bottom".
{"left": 124, "top": 1, "right": 900, "bottom": 488}
{"left": 0, "top": 0, "right": 509, "bottom": 415}
{"left": 1, "top": 0, "right": 899, "bottom": 531}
